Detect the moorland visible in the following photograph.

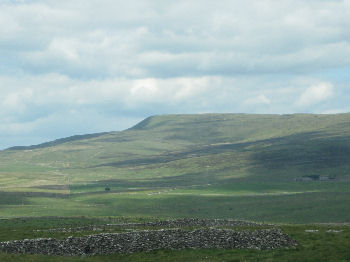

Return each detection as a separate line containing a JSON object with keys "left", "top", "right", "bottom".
{"left": 0, "top": 113, "right": 349, "bottom": 261}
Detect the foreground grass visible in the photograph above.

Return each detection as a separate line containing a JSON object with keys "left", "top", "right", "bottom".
{"left": 0, "top": 217, "right": 349, "bottom": 262}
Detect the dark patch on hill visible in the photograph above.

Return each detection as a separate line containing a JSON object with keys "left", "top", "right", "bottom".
{"left": 252, "top": 132, "right": 350, "bottom": 170}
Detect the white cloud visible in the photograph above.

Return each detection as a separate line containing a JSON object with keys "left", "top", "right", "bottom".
{"left": 321, "top": 108, "right": 350, "bottom": 114}
{"left": 296, "top": 82, "right": 333, "bottom": 107}
{"left": 1, "top": 0, "right": 350, "bottom": 78}
{"left": 0, "top": 0, "right": 350, "bottom": 148}
{"left": 243, "top": 94, "right": 271, "bottom": 106}
{"left": 0, "top": 72, "right": 347, "bottom": 149}
{"left": 2, "top": 88, "right": 34, "bottom": 113}
{"left": 0, "top": 74, "right": 215, "bottom": 116}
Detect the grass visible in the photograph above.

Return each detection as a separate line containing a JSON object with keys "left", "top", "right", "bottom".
{"left": 0, "top": 217, "right": 349, "bottom": 262}
{"left": 0, "top": 187, "right": 349, "bottom": 223}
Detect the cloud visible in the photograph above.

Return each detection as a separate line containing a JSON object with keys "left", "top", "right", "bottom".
{"left": 243, "top": 94, "right": 271, "bottom": 106}
{"left": 0, "top": 74, "right": 210, "bottom": 128}
{"left": 322, "top": 108, "right": 350, "bottom": 114}
{"left": 1, "top": 0, "right": 350, "bottom": 78}
{"left": 0, "top": 0, "right": 350, "bottom": 148}
{"left": 296, "top": 82, "right": 333, "bottom": 107}
{"left": 0, "top": 72, "right": 347, "bottom": 149}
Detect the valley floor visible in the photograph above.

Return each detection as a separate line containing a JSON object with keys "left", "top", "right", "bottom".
{"left": 1, "top": 181, "right": 350, "bottom": 223}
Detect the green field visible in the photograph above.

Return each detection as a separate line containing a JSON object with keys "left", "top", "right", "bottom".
{"left": 0, "top": 113, "right": 350, "bottom": 260}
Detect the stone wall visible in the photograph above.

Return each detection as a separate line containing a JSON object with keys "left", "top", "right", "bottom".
{"left": 39, "top": 218, "right": 267, "bottom": 233}
{"left": 0, "top": 228, "right": 297, "bottom": 256}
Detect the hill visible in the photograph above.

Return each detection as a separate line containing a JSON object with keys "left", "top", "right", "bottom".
{"left": 0, "top": 113, "right": 349, "bottom": 223}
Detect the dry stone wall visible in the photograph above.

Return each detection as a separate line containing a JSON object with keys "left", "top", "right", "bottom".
{"left": 40, "top": 218, "right": 266, "bottom": 233}
{"left": 0, "top": 228, "right": 297, "bottom": 256}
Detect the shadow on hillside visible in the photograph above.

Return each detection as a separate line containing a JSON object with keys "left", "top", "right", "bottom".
{"left": 0, "top": 191, "right": 69, "bottom": 205}
{"left": 93, "top": 131, "right": 347, "bottom": 169}
{"left": 92, "top": 139, "right": 262, "bottom": 168}
{"left": 251, "top": 132, "right": 350, "bottom": 171}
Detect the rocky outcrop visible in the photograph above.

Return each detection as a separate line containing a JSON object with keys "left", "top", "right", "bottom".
{"left": 0, "top": 228, "right": 297, "bottom": 256}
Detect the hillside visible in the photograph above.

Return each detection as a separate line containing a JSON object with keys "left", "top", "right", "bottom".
{"left": 0, "top": 113, "right": 349, "bottom": 223}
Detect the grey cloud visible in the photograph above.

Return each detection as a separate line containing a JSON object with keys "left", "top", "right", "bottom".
{"left": 1, "top": 0, "right": 350, "bottom": 79}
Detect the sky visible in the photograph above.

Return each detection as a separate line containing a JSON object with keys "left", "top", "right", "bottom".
{"left": 1, "top": 0, "right": 350, "bottom": 149}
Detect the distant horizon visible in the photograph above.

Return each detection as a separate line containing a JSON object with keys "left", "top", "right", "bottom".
{"left": 3, "top": 111, "right": 350, "bottom": 150}
{"left": 1, "top": 0, "right": 350, "bottom": 149}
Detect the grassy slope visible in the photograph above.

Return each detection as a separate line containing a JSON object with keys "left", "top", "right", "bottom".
{"left": 0, "top": 113, "right": 350, "bottom": 223}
